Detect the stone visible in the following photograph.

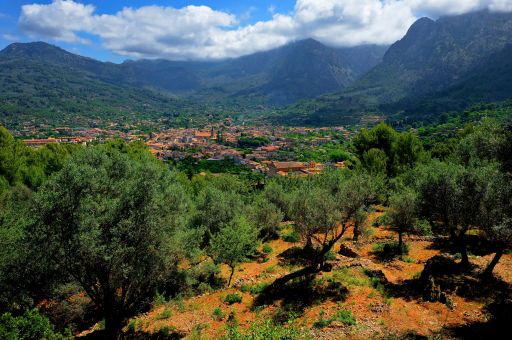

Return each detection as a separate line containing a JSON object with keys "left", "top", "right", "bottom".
{"left": 338, "top": 244, "right": 360, "bottom": 258}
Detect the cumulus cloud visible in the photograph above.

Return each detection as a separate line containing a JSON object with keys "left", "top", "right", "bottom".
{"left": 17, "top": 0, "right": 512, "bottom": 60}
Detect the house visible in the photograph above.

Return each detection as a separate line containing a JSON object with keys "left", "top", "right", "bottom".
{"left": 268, "top": 161, "right": 306, "bottom": 175}
{"left": 22, "top": 138, "right": 59, "bottom": 147}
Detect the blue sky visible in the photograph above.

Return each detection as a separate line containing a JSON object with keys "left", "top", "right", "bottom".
{"left": 0, "top": 1, "right": 295, "bottom": 61}
{"left": 1, "top": 1, "right": 511, "bottom": 62}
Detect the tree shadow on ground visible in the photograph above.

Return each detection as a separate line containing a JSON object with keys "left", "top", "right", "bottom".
{"left": 368, "top": 241, "right": 407, "bottom": 264}
{"left": 426, "top": 234, "right": 497, "bottom": 257}
{"left": 276, "top": 246, "right": 315, "bottom": 267}
{"left": 443, "top": 296, "right": 512, "bottom": 339}
{"left": 252, "top": 272, "right": 348, "bottom": 323}
{"left": 368, "top": 255, "right": 512, "bottom": 305}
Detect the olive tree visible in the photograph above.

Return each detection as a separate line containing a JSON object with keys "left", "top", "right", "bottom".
{"left": 415, "top": 161, "right": 499, "bottom": 267}
{"left": 387, "top": 189, "right": 418, "bottom": 253}
{"left": 289, "top": 184, "right": 341, "bottom": 258}
{"left": 271, "top": 171, "right": 380, "bottom": 287}
{"left": 27, "top": 148, "right": 192, "bottom": 338}
{"left": 483, "top": 218, "right": 512, "bottom": 275}
{"left": 248, "top": 196, "right": 284, "bottom": 241}
{"left": 209, "top": 217, "right": 259, "bottom": 286}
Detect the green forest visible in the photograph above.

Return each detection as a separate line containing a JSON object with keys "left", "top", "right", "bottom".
{"left": 1, "top": 117, "right": 511, "bottom": 338}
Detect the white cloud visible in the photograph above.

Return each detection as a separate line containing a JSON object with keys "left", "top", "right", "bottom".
{"left": 2, "top": 33, "right": 19, "bottom": 42}
{"left": 19, "top": 0, "right": 94, "bottom": 43}
{"left": 490, "top": 0, "right": 512, "bottom": 11}
{"left": 17, "top": 0, "right": 512, "bottom": 60}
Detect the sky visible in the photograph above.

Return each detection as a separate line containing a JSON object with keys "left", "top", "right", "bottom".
{"left": 1, "top": 0, "right": 512, "bottom": 63}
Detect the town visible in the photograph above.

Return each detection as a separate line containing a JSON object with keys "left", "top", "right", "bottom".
{"left": 19, "top": 123, "right": 354, "bottom": 176}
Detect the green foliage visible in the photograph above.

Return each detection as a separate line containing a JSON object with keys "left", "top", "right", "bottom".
{"left": 331, "top": 268, "right": 370, "bottom": 287}
{"left": 195, "top": 184, "right": 244, "bottom": 236}
{"left": 240, "top": 282, "right": 270, "bottom": 296}
{"left": 0, "top": 126, "right": 79, "bottom": 192}
{"left": 387, "top": 188, "right": 419, "bottom": 250}
{"left": 238, "top": 136, "right": 270, "bottom": 148}
{"left": 249, "top": 196, "right": 284, "bottom": 241}
{"left": 313, "top": 309, "right": 330, "bottom": 328}
{"left": 155, "top": 308, "right": 172, "bottom": 320}
{"left": 262, "top": 244, "right": 273, "bottom": 254}
{"left": 323, "top": 250, "right": 337, "bottom": 261}
{"left": 362, "top": 148, "right": 388, "bottom": 175}
{"left": 282, "top": 230, "right": 300, "bottom": 243}
{"left": 174, "top": 158, "right": 256, "bottom": 177}
{"left": 289, "top": 184, "right": 340, "bottom": 248}
{"left": 263, "top": 181, "right": 294, "bottom": 220}
{"left": 415, "top": 219, "right": 433, "bottom": 236}
{"left": 224, "top": 293, "right": 242, "bottom": 305}
{"left": 212, "top": 307, "right": 225, "bottom": 321}
{"left": 314, "top": 308, "right": 356, "bottom": 328}
{"left": 373, "top": 241, "right": 410, "bottom": 259}
{"left": 331, "top": 309, "right": 356, "bottom": 325}
{"left": 0, "top": 309, "right": 71, "bottom": 340}
{"left": 25, "top": 147, "right": 194, "bottom": 336}
{"left": 156, "top": 325, "right": 178, "bottom": 338}
{"left": 224, "top": 318, "right": 310, "bottom": 339}
{"left": 353, "top": 123, "right": 425, "bottom": 177}
{"left": 209, "top": 216, "right": 259, "bottom": 286}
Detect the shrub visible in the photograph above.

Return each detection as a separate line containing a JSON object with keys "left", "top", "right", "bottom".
{"left": 0, "top": 309, "right": 71, "bottom": 340}
{"left": 249, "top": 282, "right": 270, "bottom": 295}
{"left": 264, "top": 265, "right": 277, "bottom": 274}
{"left": 324, "top": 250, "right": 337, "bottom": 261}
{"left": 332, "top": 268, "right": 370, "bottom": 287}
{"left": 313, "top": 308, "right": 356, "bottom": 328}
{"left": 157, "top": 325, "right": 178, "bottom": 338}
{"left": 415, "top": 219, "right": 433, "bottom": 236}
{"left": 126, "top": 320, "right": 138, "bottom": 333}
{"left": 272, "top": 306, "right": 300, "bottom": 325}
{"left": 262, "top": 243, "right": 273, "bottom": 254}
{"left": 197, "top": 282, "right": 213, "bottom": 294}
{"left": 373, "top": 241, "right": 409, "bottom": 259}
{"left": 152, "top": 292, "right": 168, "bottom": 307}
{"left": 225, "top": 319, "right": 309, "bottom": 339}
{"left": 313, "top": 310, "right": 330, "bottom": 328}
{"left": 224, "top": 293, "right": 242, "bottom": 305}
{"left": 190, "top": 323, "right": 208, "bottom": 339}
{"left": 240, "top": 284, "right": 251, "bottom": 293}
{"left": 212, "top": 307, "right": 225, "bottom": 321}
{"left": 331, "top": 309, "right": 356, "bottom": 325}
{"left": 282, "top": 231, "right": 300, "bottom": 243}
{"left": 155, "top": 308, "right": 172, "bottom": 320}
{"left": 401, "top": 255, "right": 416, "bottom": 263}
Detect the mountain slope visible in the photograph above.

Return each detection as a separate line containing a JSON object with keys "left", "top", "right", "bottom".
{"left": 122, "top": 39, "right": 387, "bottom": 105}
{"left": 387, "top": 44, "right": 512, "bottom": 121}
{"left": 282, "top": 10, "right": 512, "bottom": 125}
{"left": 0, "top": 40, "right": 387, "bottom": 107}
{"left": 0, "top": 49, "right": 211, "bottom": 130}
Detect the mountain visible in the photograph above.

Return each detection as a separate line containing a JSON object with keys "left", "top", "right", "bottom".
{"left": 0, "top": 44, "right": 215, "bottom": 130}
{"left": 0, "top": 40, "right": 387, "bottom": 108}
{"left": 384, "top": 43, "right": 512, "bottom": 123}
{"left": 282, "top": 10, "right": 512, "bottom": 125}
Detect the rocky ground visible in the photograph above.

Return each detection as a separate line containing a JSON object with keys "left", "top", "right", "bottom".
{"left": 111, "top": 212, "right": 512, "bottom": 339}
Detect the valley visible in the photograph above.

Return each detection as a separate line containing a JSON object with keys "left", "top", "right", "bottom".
{"left": 1, "top": 4, "right": 512, "bottom": 340}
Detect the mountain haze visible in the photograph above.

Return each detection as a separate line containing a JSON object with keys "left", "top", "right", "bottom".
{"left": 283, "top": 10, "right": 512, "bottom": 125}
{"left": 0, "top": 40, "right": 387, "bottom": 108}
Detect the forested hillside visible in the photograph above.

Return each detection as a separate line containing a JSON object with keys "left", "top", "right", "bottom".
{"left": 280, "top": 10, "right": 512, "bottom": 126}
{"left": 1, "top": 116, "right": 511, "bottom": 338}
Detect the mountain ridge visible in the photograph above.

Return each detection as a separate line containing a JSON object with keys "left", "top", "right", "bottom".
{"left": 279, "top": 9, "right": 512, "bottom": 125}
{"left": 0, "top": 39, "right": 388, "bottom": 107}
